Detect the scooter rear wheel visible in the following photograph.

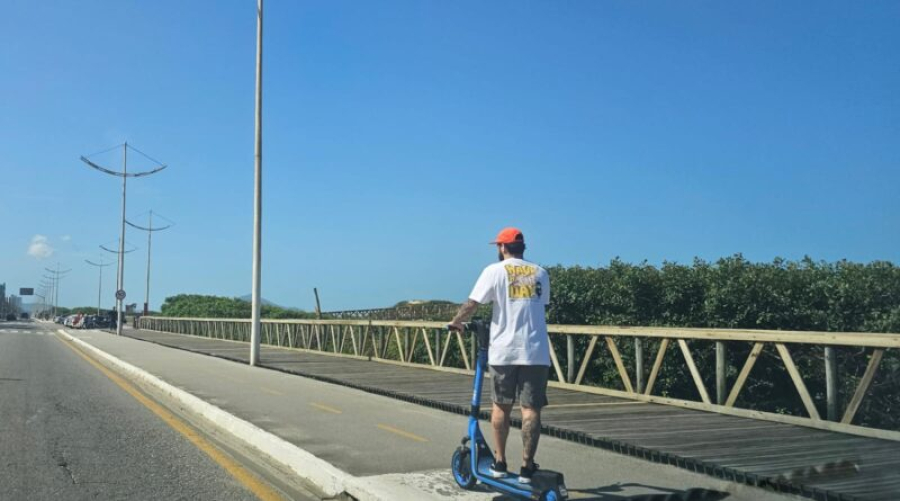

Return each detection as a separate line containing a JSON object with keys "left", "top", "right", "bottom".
{"left": 451, "top": 447, "right": 477, "bottom": 490}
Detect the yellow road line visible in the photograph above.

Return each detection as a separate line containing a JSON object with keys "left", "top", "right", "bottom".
{"left": 545, "top": 401, "right": 648, "bottom": 408}
{"left": 376, "top": 423, "right": 428, "bottom": 442}
{"left": 56, "top": 335, "right": 285, "bottom": 501}
{"left": 260, "top": 387, "right": 283, "bottom": 396}
{"left": 310, "top": 402, "right": 342, "bottom": 414}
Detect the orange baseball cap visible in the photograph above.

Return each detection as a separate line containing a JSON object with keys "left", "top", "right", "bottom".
{"left": 490, "top": 227, "right": 524, "bottom": 245}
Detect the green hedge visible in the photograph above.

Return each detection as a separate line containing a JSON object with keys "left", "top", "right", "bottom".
{"left": 544, "top": 255, "right": 900, "bottom": 429}
{"left": 159, "top": 294, "right": 317, "bottom": 320}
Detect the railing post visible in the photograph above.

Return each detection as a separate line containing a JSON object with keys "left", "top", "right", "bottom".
{"left": 566, "top": 334, "right": 575, "bottom": 383}
{"left": 716, "top": 341, "right": 726, "bottom": 405}
{"left": 634, "top": 338, "right": 644, "bottom": 394}
{"left": 825, "top": 346, "right": 838, "bottom": 421}
{"left": 404, "top": 330, "right": 410, "bottom": 360}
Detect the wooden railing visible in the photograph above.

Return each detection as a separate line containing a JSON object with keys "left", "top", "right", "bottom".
{"left": 137, "top": 316, "right": 900, "bottom": 441}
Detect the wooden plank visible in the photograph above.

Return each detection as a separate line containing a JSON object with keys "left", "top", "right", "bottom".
{"left": 725, "top": 342, "right": 765, "bottom": 408}
{"left": 381, "top": 327, "right": 390, "bottom": 358}
{"left": 394, "top": 327, "right": 405, "bottom": 362}
{"left": 439, "top": 331, "right": 452, "bottom": 367}
{"left": 634, "top": 338, "right": 644, "bottom": 394}
{"left": 715, "top": 341, "right": 726, "bottom": 405}
{"left": 605, "top": 336, "right": 635, "bottom": 393}
{"left": 349, "top": 326, "right": 358, "bottom": 356}
{"left": 421, "top": 328, "right": 436, "bottom": 366}
{"left": 574, "top": 336, "right": 599, "bottom": 385}
{"left": 456, "top": 331, "right": 470, "bottom": 370}
{"left": 644, "top": 339, "right": 669, "bottom": 396}
{"left": 825, "top": 346, "right": 838, "bottom": 420}
{"left": 545, "top": 324, "right": 900, "bottom": 349}
{"left": 407, "top": 328, "right": 419, "bottom": 362}
{"left": 546, "top": 379, "right": 900, "bottom": 442}
{"left": 775, "top": 343, "right": 821, "bottom": 421}
{"left": 548, "top": 339, "right": 567, "bottom": 383}
{"left": 545, "top": 401, "right": 648, "bottom": 409}
{"left": 678, "top": 339, "right": 711, "bottom": 404}
{"left": 842, "top": 349, "right": 884, "bottom": 424}
{"left": 360, "top": 326, "right": 370, "bottom": 357}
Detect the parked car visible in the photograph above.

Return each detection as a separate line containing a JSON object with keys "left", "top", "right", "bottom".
{"left": 83, "top": 315, "right": 112, "bottom": 329}
{"left": 63, "top": 315, "right": 81, "bottom": 328}
{"left": 5, "top": 314, "right": 15, "bottom": 321}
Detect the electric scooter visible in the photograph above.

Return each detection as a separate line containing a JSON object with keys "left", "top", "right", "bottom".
{"left": 450, "top": 321, "right": 568, "bottom": 501}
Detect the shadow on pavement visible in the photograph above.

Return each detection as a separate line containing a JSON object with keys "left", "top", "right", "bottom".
{"left": 489, "top": 483, "right": 729, "bottom": 501}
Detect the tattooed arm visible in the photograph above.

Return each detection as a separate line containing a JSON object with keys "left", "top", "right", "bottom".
{"left": 448, "top": 299, "right": 480, "bottom": 331}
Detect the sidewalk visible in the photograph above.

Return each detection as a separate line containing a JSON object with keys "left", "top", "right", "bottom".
{"left": 62, "top": 326, "right": 799, "bottom": 501}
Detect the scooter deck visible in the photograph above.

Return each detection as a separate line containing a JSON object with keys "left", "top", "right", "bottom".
{"left": 475, "top": 454, "right": 567, "bottom": 499}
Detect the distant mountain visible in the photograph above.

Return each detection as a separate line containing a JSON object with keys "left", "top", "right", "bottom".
{"left": 237, "top": 294, "right": 280, "bottom": 308}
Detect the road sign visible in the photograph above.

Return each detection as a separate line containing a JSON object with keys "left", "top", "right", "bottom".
{"left": 19, "top": 288, "right": 34, "bottom": 296}
{"left": 116, "top": 289, "right": 126, "bottom": 300}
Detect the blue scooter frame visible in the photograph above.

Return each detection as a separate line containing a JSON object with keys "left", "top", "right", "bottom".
{"left": 450, "top": 322, "right": 567, "bottom": 501}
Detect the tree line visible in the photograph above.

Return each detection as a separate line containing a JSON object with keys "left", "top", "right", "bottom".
{"left": 544, "top": 255, "right": 899, "bottom": 430}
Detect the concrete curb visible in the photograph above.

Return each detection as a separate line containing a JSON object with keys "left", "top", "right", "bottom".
{"left": 57, "top": 329, "right": 433, "bottom": 501}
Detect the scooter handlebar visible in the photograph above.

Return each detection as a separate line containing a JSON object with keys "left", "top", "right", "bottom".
{"left": 446, "top": 321, "right": 490, "bottom": 350}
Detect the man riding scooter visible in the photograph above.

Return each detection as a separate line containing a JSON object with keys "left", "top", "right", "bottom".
{"left": 449, "top": 227, "right": 552, "bottom": 484}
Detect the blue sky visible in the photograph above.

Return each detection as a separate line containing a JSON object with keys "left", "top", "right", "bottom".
{"left": 1, "top": 1, "right": 898, "bottom": 311}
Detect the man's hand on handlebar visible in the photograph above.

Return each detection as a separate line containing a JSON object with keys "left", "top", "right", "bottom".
{"left": 448, "top": 299, "right": 481, "bottom": 332}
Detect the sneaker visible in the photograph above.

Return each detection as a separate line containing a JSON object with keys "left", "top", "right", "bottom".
{"left": 518, "top": 463, "right": 539, "bottom": 484}
{"left": 489, "top": 460, "right": 508, "bottom": 478}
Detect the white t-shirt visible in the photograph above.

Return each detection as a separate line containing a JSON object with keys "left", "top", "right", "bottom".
{"left": 469, "top": 258, "right": 551, "bottom": 366}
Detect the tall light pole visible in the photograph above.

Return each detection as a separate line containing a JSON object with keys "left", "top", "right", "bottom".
{"left": 33, "top": 293, "right": 45, "bottom": 317}
{"left": 85, "top": 259, "right": 113, "bottom": 315}
{"left": 81, "top": 143, "right": 167, "bottom": 335}
{"left": 126, "top": 210, "right": 173, "bottom": 316}
{"left": 44, "top": 264, "right": 70, "bottom": 317}
{"left": 250, "top": 0, "right": 264, "bottom": 366}
{"left": 100, "top": 239, "right": 138, "bottom": 329}
{"left": 39, "top": 281, "right": 52, "bottom": 317}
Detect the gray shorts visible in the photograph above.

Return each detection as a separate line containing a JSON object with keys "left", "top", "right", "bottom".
{"left": 490, "top": 365, "right": 550, "bottom": 409}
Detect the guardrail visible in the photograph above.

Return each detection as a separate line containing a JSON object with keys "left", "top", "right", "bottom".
{"left": 138, "top": 316, "right": 900, "bottom": 441}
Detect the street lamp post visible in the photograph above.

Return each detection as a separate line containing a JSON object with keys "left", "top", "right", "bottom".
{"left": 81, "top": 143, "right": 167, "bottom": 335}
{"left": 43, "top": 264, "right": 70, "bottom": 317}
{"left": 99, "top": 241, "right": 137, "bottom": 324}
{"left": 85, "top": 259, "right": 113, "bottom": 315}
{"left": 250, "top": 0, "right": 264, "bottom": 366}
{"left": 126, "top": 210, "right": 173, "bottom": 316}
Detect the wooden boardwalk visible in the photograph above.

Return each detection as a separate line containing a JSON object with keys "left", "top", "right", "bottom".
{"left": 122, "top": 328, "right": 900, "bottom": 501}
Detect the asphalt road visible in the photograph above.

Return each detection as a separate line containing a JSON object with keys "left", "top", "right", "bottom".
{"left": 61, "top": 324, "right": 805, "bottom": 501}
{"left": 0, "top": 320, "right": 316, "bottom": 501}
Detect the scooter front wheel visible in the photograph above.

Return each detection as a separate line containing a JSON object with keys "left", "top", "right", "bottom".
{"left": 451, "top": 447, "right": 477, "bottom": 490}
{"left": 540, "top": 488, "right": 564, "bottom": 501}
